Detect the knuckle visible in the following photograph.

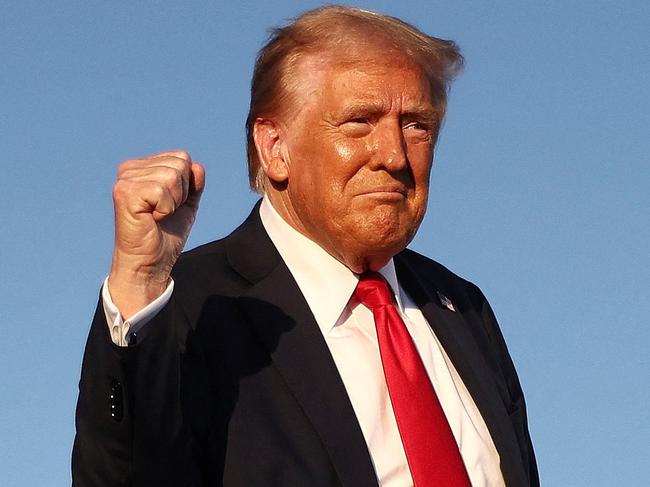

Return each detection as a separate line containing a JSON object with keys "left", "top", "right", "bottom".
{"left": 112, "top": 180, "right": 130, "bottom": 203}
{"left": 157, "top": 150, "right": 191, "bottom": 164}
{"left": 118, "top": 157, "right": 149, "bottom": 175}
{"left": 151, "top": 183, "right": 166, "bottom": 199}
{"left": 161, "top": 166, "right": 183, "bottom": 188}
{"left": 171, "top": 150, "right": 191, "bottom": 162}
{"left": 171, "top": 157, "right": 192, "bottom": 175}
{"left": 117, "top": 160, "right": 132, "bottom": 175}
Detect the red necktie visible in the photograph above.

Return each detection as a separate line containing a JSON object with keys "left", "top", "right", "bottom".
{"left": 355, "top": 272, "right": 471, "bottom": 487}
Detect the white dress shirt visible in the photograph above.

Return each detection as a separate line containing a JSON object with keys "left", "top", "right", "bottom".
{"left": 103, "top": 198, "right": 505, "bottom": 486}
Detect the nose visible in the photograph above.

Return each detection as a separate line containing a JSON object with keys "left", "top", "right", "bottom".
{"left": 372, "top": 120, "right": 408, "bottom": 172}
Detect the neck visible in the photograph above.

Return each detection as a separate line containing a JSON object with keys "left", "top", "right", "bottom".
{"left": 263, "top": 191, "right": 393, "bottom": 274}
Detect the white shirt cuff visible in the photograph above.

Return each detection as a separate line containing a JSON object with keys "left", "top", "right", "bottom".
{"left": 101, "top": 276, "right": 175, "bottom": 347}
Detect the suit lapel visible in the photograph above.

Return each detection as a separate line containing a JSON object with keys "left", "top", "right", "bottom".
{"left": 395, "top": 254, "right": 528, "bottom": 486}
{"left": 225, "top": 204, "right": 379, "bottom": 487}
{"left": 224, "top": 205, "right": 527, "bottom": 485}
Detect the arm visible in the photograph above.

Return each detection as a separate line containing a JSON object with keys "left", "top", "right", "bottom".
{"left": 102, "top": 277, "right": 174, "bottom": 346}
{"left": 73, "top": 151, "right": 206, "bottom": 486}
{"left": 73, "top": 291, "right": 213, "bottom": 486}
{"left": 472, "top": 285, "right": 540, "bottom": 487}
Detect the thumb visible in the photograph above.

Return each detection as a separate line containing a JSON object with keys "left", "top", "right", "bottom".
{"left": 186, "top": 162, "right": 206, "bottom": 208}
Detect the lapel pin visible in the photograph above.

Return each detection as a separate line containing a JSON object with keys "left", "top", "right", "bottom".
{"left": 437, "top": 291, "right": 457, "bottom": 312}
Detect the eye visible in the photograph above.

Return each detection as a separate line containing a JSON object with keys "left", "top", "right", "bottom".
{"left": 348, "top": 117, "right": 369, "bottom": 125}
{"left": 403, "top": 120, "right": 435, "bottom": 143}
{"left": 404, "top": 121, "right": 430, "bottom": 131}
{"left": 340, "top": 117, "right": 372, "bottom": 137}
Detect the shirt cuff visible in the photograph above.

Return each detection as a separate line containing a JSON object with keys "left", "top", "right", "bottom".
{"left": 101, "top": 276, "right": 175, "bottom": 347}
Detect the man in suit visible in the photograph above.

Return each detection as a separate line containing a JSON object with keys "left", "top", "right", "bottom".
{"left": 73, "top": 6, "right": 538, "bottom": 486}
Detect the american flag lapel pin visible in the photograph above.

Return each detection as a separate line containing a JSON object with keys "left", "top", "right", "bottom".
{"left": 437, "top": 291, "right": 457, "bottom": 312}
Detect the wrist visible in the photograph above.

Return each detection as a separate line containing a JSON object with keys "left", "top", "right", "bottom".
{"left": 108, "top": 256, "right": 172, "bottom": 319}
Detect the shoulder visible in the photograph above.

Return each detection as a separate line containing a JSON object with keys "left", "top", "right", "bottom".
{"left": 170, "top": 203, "right": 269, "bottom": 295}
{"left": 397, "top": 248, "right": 487, "bottom": 309}
{"left": 172, "top": 238, "right": 233, "bottom": 287}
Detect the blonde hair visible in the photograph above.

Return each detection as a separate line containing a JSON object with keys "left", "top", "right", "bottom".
{"left": 245, "top": 5, "right": 464, "bottom": 193}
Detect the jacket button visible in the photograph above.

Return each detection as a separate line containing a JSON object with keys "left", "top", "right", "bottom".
{"left": 110, "top": 379, "right": 123, "bottom": 422}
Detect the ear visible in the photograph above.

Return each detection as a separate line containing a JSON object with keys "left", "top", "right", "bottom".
{"left": 253, "top": 118, "right": 289, "bottom": 184}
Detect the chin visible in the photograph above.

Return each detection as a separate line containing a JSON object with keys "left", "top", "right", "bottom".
{"left": 353, "top": 227, "right": 412, "bottom": 259}
{"left": 337, "top": 229, "right": 411, "bottom": 273}
{"left": 355, "top": 210, "right": 419, "bottom": 248}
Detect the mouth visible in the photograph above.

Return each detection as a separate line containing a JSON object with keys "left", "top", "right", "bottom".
{"left": 356, "top": 184, "right": 408, "bottom": 199}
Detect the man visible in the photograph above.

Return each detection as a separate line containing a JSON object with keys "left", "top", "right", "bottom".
{"left": 74, "top": 6, "right": 538, "bottom": 487}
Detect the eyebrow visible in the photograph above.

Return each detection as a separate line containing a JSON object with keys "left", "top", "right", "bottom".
{"left": 336, "top": 102, "right": 388, "bottom": 120}
{"left": 402, "top": 107, "right": 442, "bottom": 121}
{"left": 336, "top": 102, "right": 441, "bottom": 121}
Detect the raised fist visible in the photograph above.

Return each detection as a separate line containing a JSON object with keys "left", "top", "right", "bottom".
{"left": 107, "top": 150, "right": 205, "bottom": 318}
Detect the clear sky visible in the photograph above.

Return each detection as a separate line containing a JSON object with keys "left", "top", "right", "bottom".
{"left": 1, "top": 1, "right": 648, "bottom": 485}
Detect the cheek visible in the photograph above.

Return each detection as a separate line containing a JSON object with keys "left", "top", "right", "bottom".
{"left": 330, "top": 139, "right": 372, "bottom": 188}
{"left": 334, "top": 141, "right": 354, "bottom": 162}
{"left": 409, "top": 148, "right": 433, "bottom": 187}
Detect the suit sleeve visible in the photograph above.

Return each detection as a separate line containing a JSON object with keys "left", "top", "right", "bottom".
{"left": 72, "top": 292, "right": 209, "bottom": 486}
{"left": 471, "top": 285, "right": 540, "bottom": 487}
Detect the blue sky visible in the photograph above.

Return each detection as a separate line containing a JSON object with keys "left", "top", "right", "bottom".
{"left": 1, "top": 1, "right": 648, "bottom": 485}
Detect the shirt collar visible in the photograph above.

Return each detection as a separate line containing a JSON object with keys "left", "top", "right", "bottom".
{"left": 259, "top": 197, "right": 403, "bottom": 333}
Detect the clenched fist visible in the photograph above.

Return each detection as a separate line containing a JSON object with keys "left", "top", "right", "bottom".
{"left": 107, "top": 150, "right": 205, "bottom": 319}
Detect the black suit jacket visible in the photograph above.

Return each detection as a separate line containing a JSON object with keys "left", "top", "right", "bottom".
{"left": 73, "top": 204, "right": 539, "bottom": 486}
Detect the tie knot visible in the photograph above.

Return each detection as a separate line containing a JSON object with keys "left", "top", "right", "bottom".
{"left": 354, "top": 272, "right": 394, "bottom": 310}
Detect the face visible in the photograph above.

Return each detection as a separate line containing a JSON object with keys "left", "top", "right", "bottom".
{"left": 262, "top": 49, "right": 442, "bottom": 272}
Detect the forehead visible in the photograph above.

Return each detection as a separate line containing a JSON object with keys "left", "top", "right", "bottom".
{"left": 288, "top": 48, "right": 436, "bottom": 114}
